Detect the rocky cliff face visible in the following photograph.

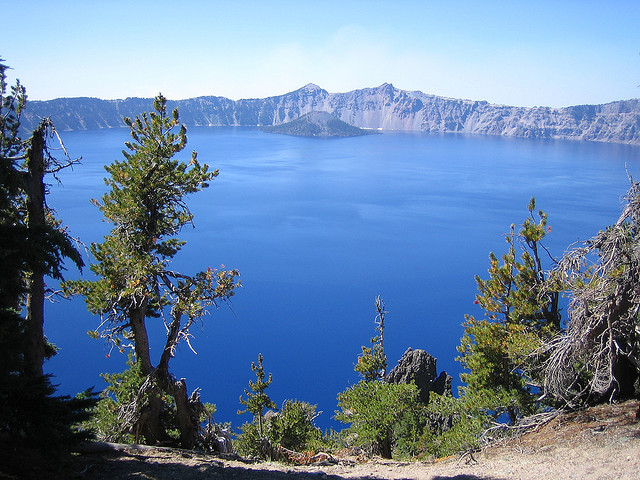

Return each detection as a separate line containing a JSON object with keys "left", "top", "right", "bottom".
{"left": 21, "top": 83, "right": 640, "bottom": 144}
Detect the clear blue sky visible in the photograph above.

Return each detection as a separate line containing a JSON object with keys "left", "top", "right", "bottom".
{"left": 2, "top": 0, "right": 639, "bottom": 107}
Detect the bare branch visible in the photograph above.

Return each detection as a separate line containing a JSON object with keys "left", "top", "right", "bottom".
{"left": 539, "top": 180, "right": 640, "bottom": 406}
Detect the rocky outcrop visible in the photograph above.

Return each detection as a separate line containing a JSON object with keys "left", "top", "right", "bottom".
{"left": 385, "top": 347, "right": 452, "bottom": 403}
{"left": 20, "top": 83, "right": 640, "bottom": 144}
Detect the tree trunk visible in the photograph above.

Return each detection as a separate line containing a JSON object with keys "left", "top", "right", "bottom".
{"left": 128, "top": 300, "right": 168, "bottom": 444}
{"left": 158, "top": 307, "right": 183, "bottom": 374}
{"left": 156, "top": 307, "right": 202, "bottom": 449}
{"left": 24, "top": 124, "right": 46, "bottom": 377}
{"left": 379, "top": 432, "right": 393, "bottom": 459}
{"left": 135, "top": 392, "right": 168, "bottom": 445}
{"left": 507, "top": 405, "right": 518, "bottom": 425}
{"left": 129, "top": 301, "right": 153, "bottom": 375}
{"left": 170, "top": 377, "right": 201, "bottom": 449}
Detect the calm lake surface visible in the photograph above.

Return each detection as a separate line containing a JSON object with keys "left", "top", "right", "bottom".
{"left": 45, "top": 127, "right": 640, "bottom": 429}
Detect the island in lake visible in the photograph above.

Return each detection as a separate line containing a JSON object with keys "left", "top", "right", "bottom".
{"left": 260, "top": 111, "right": 379, "bottom": 138}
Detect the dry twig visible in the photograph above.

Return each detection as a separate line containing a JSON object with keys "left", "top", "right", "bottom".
{"left": 539, "top": 180, "right": 640, "bottom": 407}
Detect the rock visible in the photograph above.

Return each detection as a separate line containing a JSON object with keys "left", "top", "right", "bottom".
{"left": 213, "top": 430, "right": 233, "bottom": 454}
{"left": 385, "top": 347, "right": 451, "bottom": 403}
{"left": 432, "top": 370, "right": 453, "bottom": 397}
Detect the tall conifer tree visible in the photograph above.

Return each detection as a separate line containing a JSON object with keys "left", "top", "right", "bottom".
{"left": 67, "top": 94, "right": 239, "bottom": 448}
{"left": 0, "top": 57, "right": 94, "bottom": 458}
{"left": 457, "top": 198, "right": 560, "bottom": 423}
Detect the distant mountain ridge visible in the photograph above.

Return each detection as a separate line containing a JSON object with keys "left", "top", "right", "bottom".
{"left": 20, "top": 83, "right": 640, "bottom": 144}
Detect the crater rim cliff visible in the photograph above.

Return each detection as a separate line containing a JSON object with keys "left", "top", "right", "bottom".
{"left": 20, "top": 83, "right": 640, "bottom": 145}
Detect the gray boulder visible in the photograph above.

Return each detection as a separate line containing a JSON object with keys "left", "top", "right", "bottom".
{"left": 385, "top": 347, "right": 452, "bottom": 403}
{"left": 432, "top": 370, "right": 453, "bottom": 397}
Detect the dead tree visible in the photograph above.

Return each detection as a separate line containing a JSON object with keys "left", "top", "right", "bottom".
{"left": 23, "top": 122, "right": 47, "bottom": 376}
{"left": 375, "top": 295, "right": 387, "bottom": 377}
{"left": 22, "top": 119, "right": 82, "bottom": 377}
{"left": 540, "top": 179, "right": 640, "bottom": 406}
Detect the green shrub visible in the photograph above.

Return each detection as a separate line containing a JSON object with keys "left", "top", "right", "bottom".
{"left": 235, "top": 399, "right": 324, "bottom": 459}
{"left": 335, "top": 380, "right": 421, "bottom": 459}
{"left": 418, "top": 393, "right": 489, "bottom": 458}
{"left": 270, "top": 400, "right": 323, "bottom": 452}
{"left": 234, "top": 420, "right": 265, "bottom": 458}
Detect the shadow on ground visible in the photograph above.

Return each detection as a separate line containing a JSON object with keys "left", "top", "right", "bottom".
{"left": 66, "top": 452, "right": 508, "bottom": 480}
{"left": 432, "top": 476, "right": 506, "bottom": 480}
{"left": 0, "top": 443, "right": 507, "bottom": 480}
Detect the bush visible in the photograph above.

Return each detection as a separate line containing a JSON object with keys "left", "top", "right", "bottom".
{"left": 335, "top": 380, "right": 421, "bottom": 459}
{"left": 234, "top": 420, "right": 265, "bottom": 458}
{"left": 419, "top": 393, "right": 489, "bottom": 458}
{"left": 270, "top": 400, "right": 323, "bottom": 452}
{"left": 235, "top": 399, "right": 324, "bottom": 459}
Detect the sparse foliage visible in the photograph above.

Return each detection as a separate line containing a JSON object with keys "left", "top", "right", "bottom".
{"left": 457, "top": 198, "right": 561, "bottom": 423}
{"left": 238, "top": 353, "right": 277, "bottom": 439}
{"left": 354, "top": 296, "right": 388, "bottom": 381}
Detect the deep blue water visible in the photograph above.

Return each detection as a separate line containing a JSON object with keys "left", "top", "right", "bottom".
{"left": 45, "top": 127, "right": 640, "bottom": 430}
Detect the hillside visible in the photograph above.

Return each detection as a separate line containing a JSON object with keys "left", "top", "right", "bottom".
{"left": 20, "top": 83, "right": 640, "bottom": 144}
{"left": 260, "top": 110, "right": 377, "bottom": 137}
{"left": 5, "top": 400, "right": 638, "bottom": 479}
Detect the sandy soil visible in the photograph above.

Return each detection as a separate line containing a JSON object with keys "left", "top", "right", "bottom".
{"left": 3, "top": 400, "right": 639, "bottom": 480}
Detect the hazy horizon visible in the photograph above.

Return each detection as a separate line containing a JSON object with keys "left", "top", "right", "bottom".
{"left": 23, "top": 81, "right": 640, "bottom": 109}
{"left": 3, "top": 1, "right": 639, "bottom": 108}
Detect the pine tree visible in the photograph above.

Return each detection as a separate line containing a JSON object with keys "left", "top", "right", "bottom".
{"left": 0, "top": 57, "right": 95, "bottom": 456}
{"left": 336, "top": 297, "right": 424, "bottom": 459}
{"left": 354, "top": 296, "right": 388, "bottom": 381}
{"left": 238, "top": 353, "right": 277, "bottom": 438}
{"left": 457, "top": 198, "right": 561, "bottom": 423}
{"left": 65, "top": 94, "right": 240, "bottom": 448}
{"left": 335, "top": 380, "right": 421, "bottom": 459}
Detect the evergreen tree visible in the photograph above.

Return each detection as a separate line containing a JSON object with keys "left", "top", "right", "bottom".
{"left": 0, "top": 57, "right": 95, "bottom": 457}
{"left": 457, "top": 198, "right": 561, "bottom": 423}
{"left": 269, "top": 400, "right": 323, "bottom": 453}
{"left": 236, "top": 355, "right": 327, "bottom": 460}
{"left": 336, "top": 297, "right": 423, "bottom": 459}
{"left": 238, "top": 353, "right": 277, "bottom": 438}
{"left": 65, "top": 94, "right": 240, "bottom": 448}
{"left": 0, "top": 59, "right": 28, "bottom": 421}
{"left": 354, "top": 296, "right": 388, "bottom": 381}
{"left": 335, "top": 380, "right": 421, "bottom": 459}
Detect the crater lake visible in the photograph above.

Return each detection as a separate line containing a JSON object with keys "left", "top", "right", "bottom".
{"left": 45, "top": 127, "right": 639, "bottom": 430}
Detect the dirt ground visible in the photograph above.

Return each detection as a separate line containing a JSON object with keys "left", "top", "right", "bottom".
{"left": 3, "top": 400, "right": 639, "bottom": 480}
